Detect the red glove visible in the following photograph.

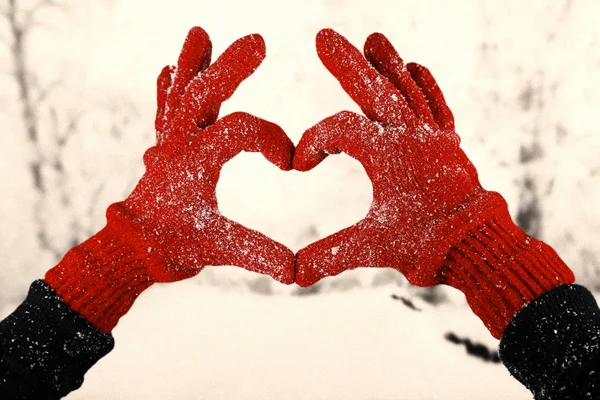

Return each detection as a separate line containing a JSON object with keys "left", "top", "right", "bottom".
{"left": 294, "top": 29, "right": 574, "bottom": 338}
{"left": 45, "top": 27, "right": 295, "bottom": 332}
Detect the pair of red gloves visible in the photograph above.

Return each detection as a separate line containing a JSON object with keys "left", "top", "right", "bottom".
{"left": 45, "top": 27, "right": 574, "bottom": 340}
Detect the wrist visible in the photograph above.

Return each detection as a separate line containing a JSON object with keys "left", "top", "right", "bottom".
{"left": 45, "top": 216, "right": 154, "bottom": 333}
{"left": 440, "top": 197, "right": 575, "bottom": 339}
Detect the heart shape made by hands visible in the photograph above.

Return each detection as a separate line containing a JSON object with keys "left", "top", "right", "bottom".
{"left": 216, "top": 151, "right": 373, "bottom": 254}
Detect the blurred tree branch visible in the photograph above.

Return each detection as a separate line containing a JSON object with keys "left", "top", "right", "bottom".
{"left": 2, "top": 0, "right": 89, "bottom": 260}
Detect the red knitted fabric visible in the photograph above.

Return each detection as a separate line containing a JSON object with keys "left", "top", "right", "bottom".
{"left": 45, "top": 27, "right": 295, "bottom": 332}
{"left": 44, "top": 219, "right": 153, "bottom": 332}
{"left": 293, "top": 29, "right": 574, "bottom": 338}
{"left": 441, "top": 196, "right": 574, "bottom": 338}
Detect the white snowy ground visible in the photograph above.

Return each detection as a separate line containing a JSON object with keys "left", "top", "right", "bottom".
{"left": 66, "top": 278, "right": 533, "bottom": 400}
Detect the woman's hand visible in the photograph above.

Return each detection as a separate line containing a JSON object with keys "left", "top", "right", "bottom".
{"left": 45, "top": 28, "right": 295, "bottom": 332}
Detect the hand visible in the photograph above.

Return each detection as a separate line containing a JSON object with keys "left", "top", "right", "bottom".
{"left": 293, "top": 29, "right": 499, "bottom": 287}
{"left": 119, "top": 27, "right": 295, "bottom": 284}
{"left": 45, "top": 28, "right": 295, "bottom": 332}
{"left": 294, "top": 29, "right": 574, "bottom": 339}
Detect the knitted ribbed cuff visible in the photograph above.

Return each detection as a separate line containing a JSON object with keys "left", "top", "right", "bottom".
{"left": 441, "top": 202, "right": 575, "bottom": 339}
{"left": 44, "top": 224, "right": 154, "bottom": 333}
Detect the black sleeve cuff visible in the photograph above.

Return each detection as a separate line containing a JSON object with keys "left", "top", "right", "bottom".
{"left": 0, "top": 280, "right": 114, "bottom": 399}
{"left": 499, "top": 284, "right": 600, "bottom": 400}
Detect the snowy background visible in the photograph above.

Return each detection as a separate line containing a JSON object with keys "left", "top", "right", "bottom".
{"left": 1, "top": 0, "right": 600, "bottom": 398}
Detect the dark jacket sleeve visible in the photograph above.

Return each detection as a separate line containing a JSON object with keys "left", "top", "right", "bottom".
{"left": 499, "top": 284, "right": 600, "bottom": 399}
{"left": 0, "top": 280, "right": 114, "bottom": 399}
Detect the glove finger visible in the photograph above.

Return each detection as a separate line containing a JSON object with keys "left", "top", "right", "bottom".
{"left": 293, "top": 110, "right": 381, "bottom": 172}
{"left": 176, "top": 34, "right": 267, "bottom": 131}
{"left": 155, "top": 65, "right": 175, "bottom": 134}
{"left": 406, "top": 62, "right": 455, "bottom": 131}
{"left": 165, "top": 27, "right": 212, "bottom": 119}
{"left": 316, "top": 28, "right": 415, "bottom": 128}
{"left": 206, "top": 112, "right": 294, "bottom": 171}
{"left": 295, "top": 223, "right": 390, "bottom": 287}
{"left": 211, "top": 216, "right": 295, "bottom": 284}
{"left": 364, "top": 33, "right": 438, "bottom": 130}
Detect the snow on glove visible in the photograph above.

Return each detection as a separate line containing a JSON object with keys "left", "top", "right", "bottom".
{"left": 45, "top": 27, "right": 295, "bottom": 333}
{"left": 294, "top": 29, "right": 574, "bottom": 338}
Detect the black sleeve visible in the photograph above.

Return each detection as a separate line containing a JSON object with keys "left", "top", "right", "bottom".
{"left": 499, "top": 284, "right": 600, "bottom": 400}
{"left": 0, "top": 280, "right": 115, "bottom": 399}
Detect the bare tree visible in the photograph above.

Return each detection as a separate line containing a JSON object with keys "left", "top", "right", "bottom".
{"left": 515, "top": 80, "right": 545, "bottom": 238}
{"left": 2, "top": 0, "right": 90, "bottom": 260}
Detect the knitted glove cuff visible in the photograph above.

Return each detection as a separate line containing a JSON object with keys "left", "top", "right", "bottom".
{"left": 441, "top": 196, "right": 575, "bottom": 339}
{"left": 44, "top": 222, "right": 154, "bottom": 333}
